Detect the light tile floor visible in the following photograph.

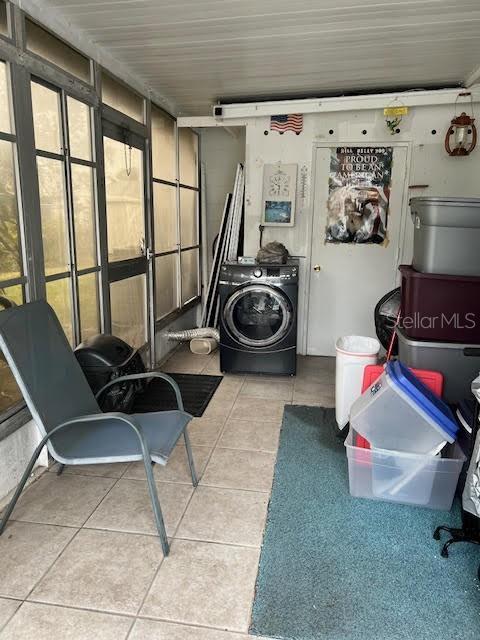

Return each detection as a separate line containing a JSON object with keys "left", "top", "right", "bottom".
{"left": 0, "top": 346, "right": 335, "bottom": 639}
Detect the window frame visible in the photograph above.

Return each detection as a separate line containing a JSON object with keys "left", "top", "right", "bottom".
{"left": 0, "top": 4, "right": 203, "bottom": 435}
{"left": 24, "top": 16, "right": 93, "bottom": 86}
{"left": 150, "top": 107, "right": 201, "bottom": 320}
{"left": 178, "top": 129, "right": 201, "bottom": 306}
{"left": 151, "top": 106, "right": 180, "bottom": 322}
{"left": 102, "top": 117, "right": 150, "bottom": 352}
{"left": 0, "top": 1, "right": 12, "bottom": 42}
{"left": 0, "top": 57, "right": 30, "bottom": 422}
{"left": 31, "top": 75, "right": 102, "bottom": 346}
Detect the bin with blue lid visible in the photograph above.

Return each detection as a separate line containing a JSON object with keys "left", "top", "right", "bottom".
{"left": 350, "top": 360, "right": 458, "bottom": 454}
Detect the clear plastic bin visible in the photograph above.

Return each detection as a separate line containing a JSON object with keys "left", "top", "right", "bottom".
{"left": 350, "top": 361, "right": 457, "bottom": 454}
{"left": 345, "top": 430, "right": 465, "bottom": 510}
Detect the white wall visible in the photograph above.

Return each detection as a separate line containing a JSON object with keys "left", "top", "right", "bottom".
{"left": 0, "top": 420, "right": 48, "bottom": 509}
{"left": 199, "top": 127, "right": 245, "bottom": 273}
{"left": 242, "top": 103, "right": 480, "bottom": 351}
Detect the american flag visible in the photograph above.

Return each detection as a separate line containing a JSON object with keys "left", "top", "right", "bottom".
{"left": 270, "top": 114, "right": 303, "bottom": 134}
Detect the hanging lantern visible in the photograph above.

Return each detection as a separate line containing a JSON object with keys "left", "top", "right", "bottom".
{"left": 445, "top": 92, "right": 477, "bottom": 156}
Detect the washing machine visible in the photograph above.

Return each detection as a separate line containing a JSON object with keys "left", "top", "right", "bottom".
{"left": 219, "top": 260, "right": 298, "bottom": 375}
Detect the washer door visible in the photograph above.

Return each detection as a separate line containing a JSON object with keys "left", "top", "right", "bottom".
{"left": 224, "top": 284, "right": 293, "bottom": 348}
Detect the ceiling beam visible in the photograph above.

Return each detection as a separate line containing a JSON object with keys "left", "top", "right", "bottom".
{"left": 212, "top": 87, "right": 480, "bottom": 120}
{"left": 177, "top": 116, "right": 248, "bottom": 128}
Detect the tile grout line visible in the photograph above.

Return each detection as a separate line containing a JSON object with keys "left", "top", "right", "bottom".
{"left": 77, "top": 470, "right": 127, "bottom": 530}
{"left": 22, "top": 525, "right": 83, "bottom": 605}
{"left": 4, "top": 353, "right": 301, "bottom": 633}
{"left": 25, "top": 593, "right": 143, "bottom": 619}
{"left": 133, "top": 369, "right": 245, "bottom": 620}
{"left": 172, "top": 534, "right": 263, "bottom": 550}
{"left": 193, "top": 481, "right": 274, "bottom": 494}
{"left": 4, "top": 598, "right": 138, "bottom": 621}
{"left": 124, "top": 615, "right": 137, "bottom": 640}
{"left": 242, "top": 390, "right": 285, "bottom": 633}
{"left": 198, "top": 371, "right": 274, "bottom": 635}
{"left": 4, "top": 597, "right": 267, "bottom": 639}
{"left": 19, "top": 471, "right": 127, "bottom": 605}
{"left": 133, "top": 611, "right": 260, "bottom": 637}
{"left": 129, "top": 370, "right": 242, "bottom": 617}
{"left": 0, "top": 599, "right": 22, "bottom": 634}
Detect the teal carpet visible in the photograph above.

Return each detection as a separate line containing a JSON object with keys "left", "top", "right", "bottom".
{"left": 250, "top": 406, "right": 480, "bottom": 640}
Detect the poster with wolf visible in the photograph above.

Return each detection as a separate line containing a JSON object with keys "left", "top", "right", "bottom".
{"left": 325, "top": 147, "right": 393, "bottom": 244}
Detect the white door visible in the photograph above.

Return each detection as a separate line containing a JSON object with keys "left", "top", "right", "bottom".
{"left": 306, "top": 144, "right": 409, "bottom": 356}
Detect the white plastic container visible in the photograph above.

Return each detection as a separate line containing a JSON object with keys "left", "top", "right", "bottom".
{"left": 350, "top": 361, "right": 458, "bottom": 454}
{"left": 335, "top": 336, "right": 380, "bottom": 429}
{"left": 345, "top": 430, "right": 465, "bottom": 510}
{"left": 190, "top": 337, "right": 217, "bottom": 355}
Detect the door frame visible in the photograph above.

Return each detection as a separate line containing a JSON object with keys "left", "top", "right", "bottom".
{"left": 101, "top": 120, "right": 152, "bottom": 358}
{"left": 302, "top": 140, "right": 412, "bottom": 355}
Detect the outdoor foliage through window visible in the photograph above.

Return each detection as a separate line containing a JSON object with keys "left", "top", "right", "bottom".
{"left": 0, "top": 63, "right": 23, "bottom": 414}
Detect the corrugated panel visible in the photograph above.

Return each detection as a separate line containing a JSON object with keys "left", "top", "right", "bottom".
{"left": 37, "top": 0, "right": 480, "bottom": 114}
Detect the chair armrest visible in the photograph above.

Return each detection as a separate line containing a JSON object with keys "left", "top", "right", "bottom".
{"left": 41, "top": 412, "right": 148, "bottom": 461}
{"left": 54, "top": 411, "right": 141, "bottom": 431}
{"left": 95, "top": 372, "right": 184, "bottom": 411}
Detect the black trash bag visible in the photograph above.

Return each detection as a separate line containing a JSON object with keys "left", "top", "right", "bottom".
{"left": 256, "top": 241, "right": 290, "bottom": 265}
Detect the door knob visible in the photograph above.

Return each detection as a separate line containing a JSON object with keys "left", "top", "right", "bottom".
{"left": 313, "top": 264, "right": 322, "bottom": 272}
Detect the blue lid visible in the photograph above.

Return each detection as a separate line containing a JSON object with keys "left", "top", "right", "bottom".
{"left": 386, "top": 361, "right": 458, "bottom": 442}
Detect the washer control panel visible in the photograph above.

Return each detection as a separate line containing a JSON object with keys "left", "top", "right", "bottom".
{"left": 220, "top": 261, "right": 299, "bottom": 285}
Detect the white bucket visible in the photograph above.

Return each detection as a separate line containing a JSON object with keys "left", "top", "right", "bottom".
{"left": 335, "top": 336, "right": 380, "bottom": 430}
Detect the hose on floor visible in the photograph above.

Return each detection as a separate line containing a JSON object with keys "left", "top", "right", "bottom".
{"left": 164, "top": 327, "right": 220, "bottom": 342}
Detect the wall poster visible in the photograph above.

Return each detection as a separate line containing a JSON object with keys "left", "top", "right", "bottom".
{"left": 325, "top": 147, "right": 393, "bottom": 244}
{"left": 262, "top": 163, "right": 297, "bottom": 227}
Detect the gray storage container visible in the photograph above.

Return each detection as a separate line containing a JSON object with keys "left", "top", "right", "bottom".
{"left": 410, "top": 197, "right": 480, "bottom": 276}
{"left": 397, "top": 327, "right": 480, "bottom": 403}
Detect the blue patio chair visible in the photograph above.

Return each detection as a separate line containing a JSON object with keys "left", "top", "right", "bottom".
{"left": 0, "top": 300, "right": 197, "bottom": 556}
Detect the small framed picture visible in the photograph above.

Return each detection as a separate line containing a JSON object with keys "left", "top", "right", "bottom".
{"left": 264, "top": 200, "right": 292, "bottom": 224}
{"left": 262, "top": 163, "right": 297, "bottom": 227}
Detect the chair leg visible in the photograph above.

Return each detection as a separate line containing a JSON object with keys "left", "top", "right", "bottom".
{"left": 0, "top": 440, "right": 45, "bottom": 535}
{"left": 56, "top": 464, "right": 65, "bottom": 476}
{"left": 141, "top": 453, "right": 169, "bottom": 556}
{"left": 184, "top": 428, "right": 198, "bottom": 487}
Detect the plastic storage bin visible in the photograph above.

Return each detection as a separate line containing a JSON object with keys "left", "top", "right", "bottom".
{"left": 350, "top": 361, "right": 458, "bottom": 454}
{"left": 410, "top": 197, "right": 480, "bottom": 276}
{"left": 361, "top": 364, "right": 443, "bottom": 396}
{"left": 397, "top": 326, "right": 480, "bottom": 403}
{"left": 399, "top": 265, "right": 480, "bottom": 343}
{"left": 335, "top": 336, "right": 380, "bottom": 429}
{"left": 345, "top": 430, "right": 465, "bottom": 510}
{"left": 355, "top": 364, "right": 444, "bottom": 449}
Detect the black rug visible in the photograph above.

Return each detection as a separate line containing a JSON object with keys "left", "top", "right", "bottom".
{"left": 132, "top": 373, "right": 223, "bottom": 417}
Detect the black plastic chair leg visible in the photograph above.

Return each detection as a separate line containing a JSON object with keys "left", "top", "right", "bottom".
{"left": 433, "top": 525, "right": 461, "bottom": 541}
